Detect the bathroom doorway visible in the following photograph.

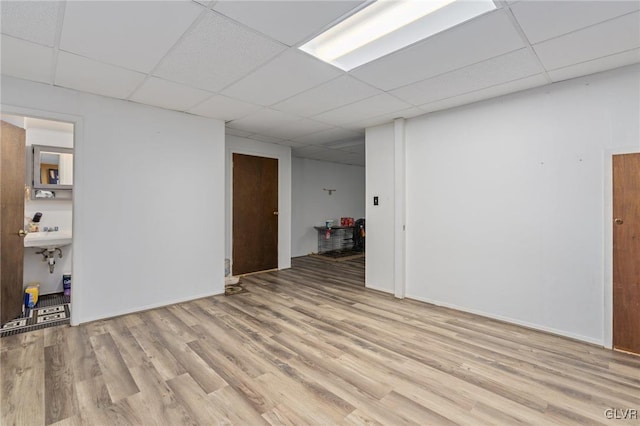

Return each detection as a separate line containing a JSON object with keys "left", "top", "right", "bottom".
{"left": 0, "top": 113, "right": 74, "bottom": 335}
{"left": 0, "top": 120, "right": 25, "bottom": 324}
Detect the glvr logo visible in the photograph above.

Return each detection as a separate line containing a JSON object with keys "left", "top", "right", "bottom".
{"left": 604, "top": 408, "right": 638, "bottom": 420}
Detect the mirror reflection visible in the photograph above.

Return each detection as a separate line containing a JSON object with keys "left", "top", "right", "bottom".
{"left": 39, "top": 151, "right": 73, "bottom": 185}
{"left": 33, "top": 145, "right": 73, "bottom": 189}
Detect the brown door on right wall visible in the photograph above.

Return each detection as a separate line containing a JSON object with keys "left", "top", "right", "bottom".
{"left": 232, "top": 153, "right": 278, "bottom": 276}
{"left": 613, "top": 153, "right": 640, "bottom": 355}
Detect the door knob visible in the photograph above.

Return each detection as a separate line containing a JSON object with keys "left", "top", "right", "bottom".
{"left": 18, "top": 229, "right": 28, "bottom": 237}
{"left": 273, "top": 211, "right": 279, "bottom": 215}
{"left": 614, "top": 218, "right": 624, "bottom": 225}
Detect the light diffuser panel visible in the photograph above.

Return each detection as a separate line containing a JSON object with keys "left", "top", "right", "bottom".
{"left": 300, "top": 0, "right": 496, "bottom": 71}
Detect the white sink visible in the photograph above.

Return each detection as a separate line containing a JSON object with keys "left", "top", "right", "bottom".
{"left": 24, "top": 231, "right": 73, "bottom": 249}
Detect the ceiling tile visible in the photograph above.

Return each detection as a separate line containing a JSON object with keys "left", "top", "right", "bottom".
{"left": 213, "top": 1, "right": 364, "bottom": 46}
{"left": 391, "top": 48, "right": 541, "bottom": 106}
{"left": 334, "top": 141, "right": 365, "bottom": 155}
{"left": 221, "top": 49, "right": 342, "bottom": 106}
{"left": 129, "top": 77, "right": 212, "bottom": 112}
{"left": 313, "top": 94, "right": 413, "bottom": 127}
{"left": 260, "top": 118, "right": 333, "bottom": 140}
{"left": 55, "top": 52, "right": 146, "bottom": 100}
{"left": 292, "top": 145, "right": 328, "bottom": 156}
{"left": 343, "top": 107, "right": 425, "bottom": 130}
{"left": 351, "top": 10, "right": 525, "bottom": 91}
{"left": 1, "top": 35, "right": 53, "bottom": 84}
{"left": 226, "top": 108, "right": 300, "bottom": 134}
{"left": 225, "top": 127, "right": 254, "bottom": 137}
{"left": 291, "top": 127, "right": 362, "bottom": 145}
{"left": 60, "top": 1, "right": 203, "bottom": 73}
{"left": 0, "top": 1, "right": 59, "bottom": 47}
{"left": 548, "top": 49, "right": 640, "bottom": 83}
{"left": 511, "top": 1, "right": 640, "bottom": 44}
{"left": 303, "top": 148, "right": 364, "bottom": 166}
{"left": 322, "top": 137, "right": 364, "bottom": 148}
{"left": 189, "top": 95, "right": 262, "bottom": 121}
{"left": 274, "top": 140, "right": 309, "bottom": 148}
{"left": 308, "top": 148, "right": 354, "bottom": 163}
{"left": 272, "top": 75, "right": 381, "bottom": 117}
{"left": 533, "top": 12, "right": 640, "bottom": 71}
{"left": 7, "top": 0, "right": 637, "bottom": 136}
{"left": 419, "top": 74, "right": 548, "bottom": 114}
{"left": 154, "top": 11, "right": 286, "bottom": 92}
{"left": 248, "top": 134, "right": 288, "bottom": 145}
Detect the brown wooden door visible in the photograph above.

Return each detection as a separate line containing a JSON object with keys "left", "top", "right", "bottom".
{"left": 613, "top": 153, "right": 640, "bottom": 354}
{"left": 1, "top": 121, "right": 26, "bottom": 325}
{"left": 232, "top": 153, "right": 278, "bottom": 275}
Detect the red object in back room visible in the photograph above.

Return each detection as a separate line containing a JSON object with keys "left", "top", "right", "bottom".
{"left": 340, "top": 217, "right": 354, "bottom": 226}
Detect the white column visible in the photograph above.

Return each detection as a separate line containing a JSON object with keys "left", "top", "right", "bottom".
{"left": 394, "top": 118, "right": 406, "bottom": 299}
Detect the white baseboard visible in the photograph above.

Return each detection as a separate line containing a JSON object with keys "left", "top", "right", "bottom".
{"left": 365, "top": 284, "right": 394, "bottom": 295}
{"left": 406, "top": 294, "right": 604, "bottom": 347}
{"left": 76, "top": 290, "right": 223, "bottom": 325}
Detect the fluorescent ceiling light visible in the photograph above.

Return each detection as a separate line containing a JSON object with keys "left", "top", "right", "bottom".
{"left": 300, "top": 0, "right": 497, "bottom": 71}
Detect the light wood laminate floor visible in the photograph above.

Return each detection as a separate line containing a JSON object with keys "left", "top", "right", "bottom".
{"left": 2, "top": 256, "right": 639, "bottom": 425}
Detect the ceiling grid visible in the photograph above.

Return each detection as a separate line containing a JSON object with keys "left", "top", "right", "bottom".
{"left": 1, "top": 0, "right": 638, "bottom": 166}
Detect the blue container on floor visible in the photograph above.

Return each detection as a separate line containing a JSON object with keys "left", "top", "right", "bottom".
{"left": 63, "top": 274, "right": 71, "bottom": 297}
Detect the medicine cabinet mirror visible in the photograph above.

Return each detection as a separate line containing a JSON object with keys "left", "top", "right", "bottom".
{"left": 32, "top": 144, "right": 73, "bottom": 190}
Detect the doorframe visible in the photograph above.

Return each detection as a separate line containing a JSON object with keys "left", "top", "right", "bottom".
{"left": 1, "top": 104, "right": 83, "bottom": 326}
{"left": 225, "top": 137, "right": 292, "bottom": 275}
{"left": 603, "top": 147, "right": 640, "bottom": 349}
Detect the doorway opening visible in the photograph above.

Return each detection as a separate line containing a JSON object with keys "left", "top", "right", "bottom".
{"left": 1, "top": 114, "right": 74, "bottom": 336}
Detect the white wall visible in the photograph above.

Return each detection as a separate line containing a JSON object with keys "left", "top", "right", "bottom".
{"left": 401, "top": 65, "right": 640, "bottom": 345}
{"left": 225, "top": 135, "right": 291, "bottom": 272}
{"left": 2, "top": 76, "right": 226, "bottom": 324}
{"left": 27, "top": 127, "right": 73, "bottom": 149}
{"left": 23, "top": 127, "right": 74, "bottom": 295}
{"left": 365, "top": 124, "right": 395, "bottom": 293}
{"left": 291, "top": 157, "right": 365, "bottom": 257}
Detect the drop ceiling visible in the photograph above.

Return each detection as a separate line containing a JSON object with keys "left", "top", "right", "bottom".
{"left": 1, "top": 0, "right": 639, "bottom": 167}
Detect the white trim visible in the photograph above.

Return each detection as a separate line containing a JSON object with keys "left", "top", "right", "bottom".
{"left": 365, "top": 284, "right": 394, "bottom": 295}
{"left": 77, "top": 290, "right": 223, "bottom": 325}
{"left": 407, "top": 293, "right": 605, "bottom": 347}
{"left": 602, "top": 147, "right": 640, "bottom": 349}
{"left": 393, "top": 118, "right": 406, "bottom": 299}
{"left": 1, "top": 104, "right": 83, "bottom": 326}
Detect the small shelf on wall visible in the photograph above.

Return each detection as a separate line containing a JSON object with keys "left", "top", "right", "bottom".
{"left": 30, "top": 188, "right": 72, "bottom": 201}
